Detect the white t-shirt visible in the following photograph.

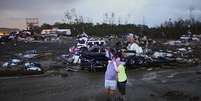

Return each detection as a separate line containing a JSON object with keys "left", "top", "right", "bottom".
{"left": 127, "top": 43, "right": 143, "bottom": 55}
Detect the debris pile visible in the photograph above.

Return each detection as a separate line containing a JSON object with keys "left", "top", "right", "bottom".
{"left": 57, "top": 32, "right": 201, "bottom": 71}
{"left": 1, "top": 59, "right": 42, "bottom": 72}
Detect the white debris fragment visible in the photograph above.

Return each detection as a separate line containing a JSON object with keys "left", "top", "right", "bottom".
{"left": 2, "top": 62, "right": 9, "bottom": 67}
{"left": 23, "top": 54, "right": 38, "bottom": 58}
{"left": 147, "top": 68, "right": 153, "bottom": 71}
{"left": 153, "top": 52, "right": 163, "bottom": 58}
{"left": 164, "top": 40, "right": 182, "bottom": 46}
{"left": 178, "top": 48, "right": 186, "bottom": 51}
{"left": 153, "top": 52, "right": 173, "bottom": 58}
{"left": 192, "top": 37, "right": 200, "bottom": 41}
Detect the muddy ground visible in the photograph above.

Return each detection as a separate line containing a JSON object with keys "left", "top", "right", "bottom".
{"left": 0, "top": 66, "right": 201, "bottom": 101}
{"left": 0, "top": 39, "right": 201, "bottom": 101}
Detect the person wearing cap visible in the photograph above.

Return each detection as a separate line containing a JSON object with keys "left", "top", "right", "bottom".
{"left": 126, "top": 34, "right": 143, "bottom": 56}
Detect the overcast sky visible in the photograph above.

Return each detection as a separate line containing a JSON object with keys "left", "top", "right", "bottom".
{"left": 0, "top": 0, "right": 201, "bottom": 29}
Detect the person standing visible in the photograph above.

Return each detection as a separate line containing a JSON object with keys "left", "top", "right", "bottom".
{"left": 127, "top": 34, "right": 143, "bottom": 56}
{"left": 104, "top": 48, "right": 118, "bottom": 101}
{"left": 116, "top": 53, "right": 128, "bottom": 101}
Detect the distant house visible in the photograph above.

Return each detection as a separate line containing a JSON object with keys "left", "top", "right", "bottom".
{"left": 0, "top": 28, "right": 20, "bottom": 36}
{"left": 41, "top": 29, "right": 52, "bottom": 35}
{"left": 56, "top": 29, "right": 71, "bottom": 36}
{"left": 41, "top": 28, "right": 71, "bottom": 36}
{"left": 0, "top": 32, "right": 5, "bottom": 36}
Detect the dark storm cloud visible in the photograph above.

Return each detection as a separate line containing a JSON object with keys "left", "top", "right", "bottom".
{"left": 0, "top": 0, "right": 80, "bottom": 28}
{"left": 0, "top": 0, "right": 201, "bottom": 28}
{"left": 0, "top": 0, "right": 79, "bottom": 12}
{"left": 0, "top": 0, "right": 77, "bottom": 9}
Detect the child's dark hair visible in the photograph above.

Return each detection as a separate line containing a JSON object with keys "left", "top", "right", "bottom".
{"left": 114, "top": 52, "right": 122, "bottom": 59}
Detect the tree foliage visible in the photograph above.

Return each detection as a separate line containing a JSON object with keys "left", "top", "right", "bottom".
{"left": 39, "top": 16, "right": 201, "bottom": 40}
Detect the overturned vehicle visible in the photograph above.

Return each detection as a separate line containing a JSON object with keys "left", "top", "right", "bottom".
{"left": 79, "top": 47, "right": 108, "bottom": 71}
{"left": 60, "top": 46, "right": 109, "bottom": 72}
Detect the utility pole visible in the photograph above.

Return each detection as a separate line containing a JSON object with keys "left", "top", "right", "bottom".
{"left": 141, "top": 16, "right": 145, "bottom": 36}
{"left": 188, "top": 0, "right": 194, "bottom": 35}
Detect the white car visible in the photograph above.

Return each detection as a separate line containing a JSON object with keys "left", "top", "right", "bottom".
{"left": 2, "top": 59, "right": 22, "bottom": 68}
{"left": 26, "top": 67, "right": 42, "bottom": 71}
{"left": 24, "top": 62, "right": 42, "bottom": 71}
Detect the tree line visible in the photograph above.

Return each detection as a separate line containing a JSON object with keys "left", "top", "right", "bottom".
{"left": 38, "top": 18, "right": 201, "bottom": 40}
{"left": 31, "top": 9, "right": 201, "bottom": 39}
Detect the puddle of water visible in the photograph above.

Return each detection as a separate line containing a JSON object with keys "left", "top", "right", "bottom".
{"left": 142, "top": 72, "right": 158, "bottom": 81}
{"left": 167, "top": 72, "right": 178, "bottom": 78}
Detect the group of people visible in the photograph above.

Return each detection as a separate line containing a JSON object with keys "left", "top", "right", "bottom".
{"left": 104, "top": 47, "right": 127, "bottom": 101}
{"left": 104, "top": 33, "right": 143, "bottom": 101}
